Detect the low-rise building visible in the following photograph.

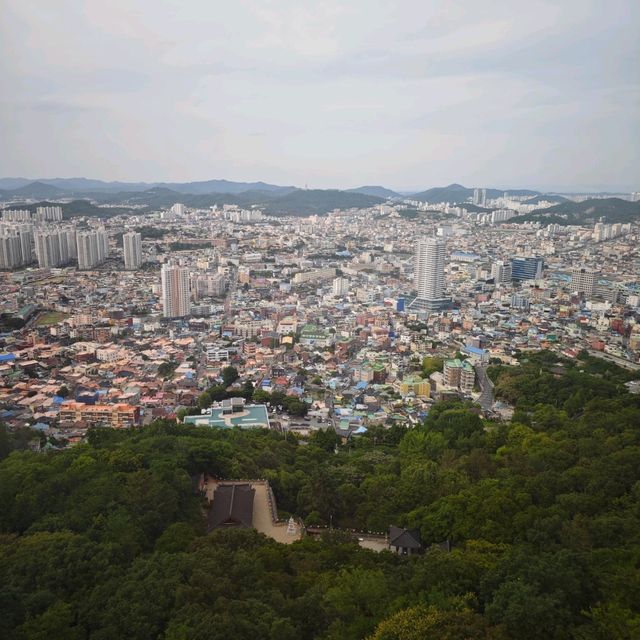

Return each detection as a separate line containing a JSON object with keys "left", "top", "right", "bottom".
{"left": 59, "top": 402, "right": 140, "bottom": 428}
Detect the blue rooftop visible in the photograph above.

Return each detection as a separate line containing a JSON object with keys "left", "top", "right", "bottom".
{"left": 464, "top": 345, "right": 487, "bottom": 355}
{"left": 0, "top": 353, "right": 16, "bottom": 362}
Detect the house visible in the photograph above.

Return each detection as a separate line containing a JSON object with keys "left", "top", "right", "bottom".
{"left": 389, "top": 525, "right": 423, "bottom": 555}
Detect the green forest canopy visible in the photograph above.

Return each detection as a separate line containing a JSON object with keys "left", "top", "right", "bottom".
{"left": 1, "top": 351, "right": 639, "bottom": 639}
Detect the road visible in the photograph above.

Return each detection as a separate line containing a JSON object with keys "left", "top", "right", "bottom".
{"left": 306, "top": 527, "right": 389, "bottom": 552}
{"left": 587, "top": 350, "right": 640, "bottom": 371}
{"left": 324, "top": 390, "right": 338, "bottom": 430}
{"left": 474, "top": 363, "right": 494, "bottom": 411}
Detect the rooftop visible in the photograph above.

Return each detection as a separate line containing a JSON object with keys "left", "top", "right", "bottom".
{"left": 184, "top": 403, "right": 270, "bottom": 429}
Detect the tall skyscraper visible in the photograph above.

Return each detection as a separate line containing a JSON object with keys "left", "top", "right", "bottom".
{"left": 161, "top": 261, "right": 191, "bottom": 318}
{"left": 123, "top": 232, "right": 142, "bottom": 270}
{"left": 410, "top": 237, "right": 449, "bottom": 311}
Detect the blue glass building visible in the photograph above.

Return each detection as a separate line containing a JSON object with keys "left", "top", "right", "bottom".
{"left": 511, "top": 256, "right": 544, "bottom": 281}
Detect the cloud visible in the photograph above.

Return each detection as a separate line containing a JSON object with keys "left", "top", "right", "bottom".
{"left": 0, "top": 0, "right": 638, "bottom": 191}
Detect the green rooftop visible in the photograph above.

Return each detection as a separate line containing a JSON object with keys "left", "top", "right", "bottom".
{"left": 445, "top": 359, "right": 474, "bottom": 371}
{"left": 184, "top": 404, "right": 270, "bottom": 429}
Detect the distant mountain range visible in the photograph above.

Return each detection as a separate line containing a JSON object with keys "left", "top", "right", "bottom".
{"left": 4, "top": 181, "right": 66, "bottom": 199}
{"left": 0, "top": 178, "right": 636, "bottom": 220}
{"left": 0, "top": 178, "right": 538, "bottom": 203}
{"left": 513, "top": 198, "right": 640, "bottom": 225}
{"left": 0, "top": 177, "right": 295, "bottom": 195}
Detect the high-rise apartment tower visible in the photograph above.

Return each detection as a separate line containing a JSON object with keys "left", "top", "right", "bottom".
{"left": 409, "top": 237, "right": 449, "bottom": 311}
{"left": 123, "top": 232, "right": 142, "bottom": 270}
{"left": 161, "top": 261, "right": 191, "bottom": 318}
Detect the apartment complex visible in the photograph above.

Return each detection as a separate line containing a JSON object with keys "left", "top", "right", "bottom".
{"left": 443, "top": 359, "right": 475, "bottom": 392}
{"left": 77, "top": 228, "right": 108, "bottom": 270}
{"left": 59, "top": 403, "right": 140, "bottom": 428}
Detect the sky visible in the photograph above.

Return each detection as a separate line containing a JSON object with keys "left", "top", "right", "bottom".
{"left": 1, "top": 0, "right": 638, "bottom": 192}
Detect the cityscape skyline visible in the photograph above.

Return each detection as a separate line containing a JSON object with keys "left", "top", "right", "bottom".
{"left": 2, "top": 2, "right": 639, "bottom": 637}
{"left": 2, "top": 155, "right": 639, "bottom": 640}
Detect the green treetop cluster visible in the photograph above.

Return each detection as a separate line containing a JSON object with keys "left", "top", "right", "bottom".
{"left": 0, "top": 351, "right": 639, "bottom": 639}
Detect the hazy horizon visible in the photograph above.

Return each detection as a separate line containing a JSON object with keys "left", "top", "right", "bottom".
{"left": 0, "top": 174, "right": 635, "bottom": 195}
{"left": 2, "top": 1, "right": 638, "bottom": 193}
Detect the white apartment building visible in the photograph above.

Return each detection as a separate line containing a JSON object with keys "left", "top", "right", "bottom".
{"left": 34, "top": 228, "right": 71, "bottom": 268}
{"left": 76, "top": 228, "right": 108, "bottom": 270}
{"left": 35, "top": 206, "right": 63, "bottom": 222}
{"left": 205, "top": 345, "right": 230, "bottom": 362}
{"left": 123, "top": 231, "right": 142, "bottom": 270}
{"left": 191, "top": 272, "right": 226, "bottom": 300}
{"left": 293, "top": 267, "right": 337, "bottom": 284}
{"left": 571, "top": 267, "right": 597, "bottom": 298}
{"left": 332, "top": 277, "right": 349, "bottom": 296}
{"left": 491, "top": 260, "right": 512, "bottom": 284}
{"left": 2, "top": 209, "right": 32, "bottom": 222}
{"left": 0, "top": 224, "right": 33, "bottom": 269}
{"left": 410, "top": 237, "right": 448, "bottom": 311}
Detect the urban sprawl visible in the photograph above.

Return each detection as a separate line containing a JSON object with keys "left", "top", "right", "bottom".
{"left": 1, "top": 192, "right": 639, "bottom": 448}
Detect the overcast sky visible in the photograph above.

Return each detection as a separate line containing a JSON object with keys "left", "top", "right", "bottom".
{"left": 1, "top": 0, "right": 638, "bottom": 192}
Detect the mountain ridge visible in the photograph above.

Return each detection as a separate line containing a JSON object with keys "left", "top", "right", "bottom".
{"left": 513, "top": 197, "right": 640, "bottom": 225}
{"left": 410, "top": 183, "right": 540, "bottom": 203}
{"left": 346, "top": 185, "right": 401, "bottom": 198}
{"left": 0, "top": 177, "right": 295, "bottom": 196}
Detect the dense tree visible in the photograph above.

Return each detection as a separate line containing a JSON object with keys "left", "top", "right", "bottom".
{"left": 221, "top": 366, "right": 239, "bottom": 387}
{"left": 421, "top": 356, "right": 444, "bottom": 378}
{"left": 368, "top": 604, "right": 496, "bottom": 640}
{"left": 0, "top": 356, "right": 639, "bottom": 638}
{"left": 157, "top": 360, "right": 178, "bottom": 379}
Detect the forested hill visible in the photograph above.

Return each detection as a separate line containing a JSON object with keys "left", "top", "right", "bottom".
{"left": 514, "top": 197, "right": 640, "bottom": 225}
{"left": 1, "top": 350, "right": 639, "bottom": 639}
